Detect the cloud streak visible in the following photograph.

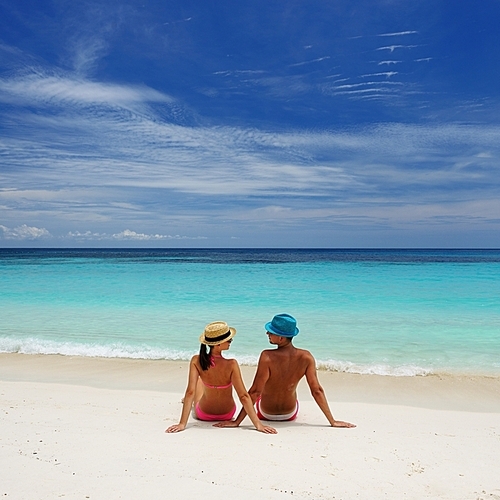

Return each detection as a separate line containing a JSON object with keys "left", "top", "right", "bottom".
{"left": 0, "top": 72, "right": 173, "bottom": 109}
{"left": 65, "top": 230, "right": 207, "bottom": 241}
{"left": 378, "top": 31, "right": 418, "bottom": 37}
{"left": 0, "top": 224, "right": 51, "bottom": 240}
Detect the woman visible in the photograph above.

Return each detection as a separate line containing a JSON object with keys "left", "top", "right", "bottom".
{"left": 166, "top": 321, "right": 276, "bottom": 434}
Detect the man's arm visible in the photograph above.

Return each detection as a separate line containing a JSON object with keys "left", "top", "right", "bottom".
{"left": 305, "top": 354, "right": 356, "bottom": 428}
{"left": 214, "top": 352, "right": 271, "bottom": 428}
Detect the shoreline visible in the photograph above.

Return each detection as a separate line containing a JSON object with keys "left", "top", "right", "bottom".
{"left": 2, "top": 352, "right": 500, "bottom": 412}
{"left": 2, "top": 340, "right": 499, "bottom": 378}
{"left": 1, "top": 352, "right": 500, "bottom": 499}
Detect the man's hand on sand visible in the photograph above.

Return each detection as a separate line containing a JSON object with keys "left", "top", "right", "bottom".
{"left": 256, "top": 424, "right": 278, "bottom": 434}
{"left": 213, "top": 421, "right": 278, "bottom": 433}
{"left": 332, "top": 420, "right": 356, "bottom": 428}
{"left": 213, "top": 420, "right": 240, "bottom": 428}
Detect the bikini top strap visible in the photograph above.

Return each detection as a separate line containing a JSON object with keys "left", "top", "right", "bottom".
{"left": 209, "top": 354, "right": 223, "bottom": 367}
{"left": 201, "top": 380, "right": 232, "bottom": 390}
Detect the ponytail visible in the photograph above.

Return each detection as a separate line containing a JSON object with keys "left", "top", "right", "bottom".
{"left": 199, "top": 344, "right": 213, "bottom": 371}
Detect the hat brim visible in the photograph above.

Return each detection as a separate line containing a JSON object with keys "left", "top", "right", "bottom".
{"left": 199, "top": 327, "right": 237, "bottom": 346}
{"left": 265, "top": 322, "right": 299, "bottom": 337}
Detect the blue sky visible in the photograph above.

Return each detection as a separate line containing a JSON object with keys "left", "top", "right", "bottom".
{"left": 1, "top": 0, "right": 499, "bottom": 248}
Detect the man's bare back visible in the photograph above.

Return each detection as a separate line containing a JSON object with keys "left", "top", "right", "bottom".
{"left": 216, "top": 314, "right": 355, "bottom": 428}
{"left": 255, "top": 343, "right": 314, "bottom": 414}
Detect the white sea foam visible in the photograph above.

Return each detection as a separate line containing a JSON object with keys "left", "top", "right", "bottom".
{"left": 317, "top": 359, "right": 431, "bottom": 377}
{"left": 3, "top": 337, "right": 499, "bottom": 377}
{"left": 0, "top": 337, "right": 193, "bottom": 361}
{"left": 1, "top": 337, "right": 432, "bottom": 376}
{"left": 0, "top": 336, "right": 264, "bottom": 366}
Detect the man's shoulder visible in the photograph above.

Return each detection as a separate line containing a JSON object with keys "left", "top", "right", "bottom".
{"left": 296, "top": 347, "right": 314, "bottom": 356}
{"left": 260, "top": 347, "right": 315, "bottom": 362}
{"left": 294, "top": 348, "right": 316, "bottom": 364}
{"left": 259, "top": 349, "right": 276, "bottom": 360}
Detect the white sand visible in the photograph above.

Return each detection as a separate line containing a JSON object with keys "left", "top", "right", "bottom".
{"left": 1, "top": 353, "right": 500, "bottom": 500}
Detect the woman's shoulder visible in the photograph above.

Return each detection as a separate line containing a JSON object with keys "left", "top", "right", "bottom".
{"left": 227, "top": 358, "right": 241, "bottom": 372}
{"left": 216, "top": 357, "right": 238, "bottom": 370}
{"left": 189, "top": 355, "right": 204, "bottom": 373}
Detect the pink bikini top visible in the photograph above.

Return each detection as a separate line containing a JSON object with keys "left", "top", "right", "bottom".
{"left": 201, "top": 380, "right": 232, "bottom": 390}
{"left": 201, "top": 355, "right": 232, "bottom": 390}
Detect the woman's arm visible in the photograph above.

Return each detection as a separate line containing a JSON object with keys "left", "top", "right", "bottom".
{"left": 215, "top": 352, "right": 270, "bottom": 428}
{"left": 165, "top": 357, "right": 200, "bottom": 433}
{"left": 229, "top": 361, "right": 277, "bottom": 434}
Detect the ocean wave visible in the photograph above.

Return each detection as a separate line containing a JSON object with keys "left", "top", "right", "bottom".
{"left": 1, "top": 337, "right": 430, "bottom": 376}
{"left": 0, "top": 336, "right": 264, "bottom": 366}
{"left": 0, "top": 337, "right": 194, "bottom": 361}
{"left": 316, "top": 359, "right": 431, "bottom": 377}
{"left": 1, "top": 337, "right": 486, "bottom": 377}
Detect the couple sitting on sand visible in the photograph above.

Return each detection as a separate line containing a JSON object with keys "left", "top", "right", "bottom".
{"left": 166, "top": 313, "right": 356, "bottom": 434}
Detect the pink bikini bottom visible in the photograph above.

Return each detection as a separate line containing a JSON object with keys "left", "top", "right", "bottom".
{"left": 194, "top": 403, "right": 236, "bottom": 421}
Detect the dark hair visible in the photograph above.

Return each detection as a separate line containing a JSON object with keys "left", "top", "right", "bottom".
{"left": 199, "top": 344, "right": 213, "bottom": 371}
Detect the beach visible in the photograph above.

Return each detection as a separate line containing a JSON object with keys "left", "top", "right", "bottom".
{"left": 1, "top": 354, "right": 500, "bottom": 499}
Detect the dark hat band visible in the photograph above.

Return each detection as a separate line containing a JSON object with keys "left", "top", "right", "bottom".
{"left": 204, "top": 330, "right": 232, "bottom": 343}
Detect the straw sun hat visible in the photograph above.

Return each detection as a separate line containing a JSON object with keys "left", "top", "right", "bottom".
{"left": 199, "top": 321, "right": 237, "bottom": 346}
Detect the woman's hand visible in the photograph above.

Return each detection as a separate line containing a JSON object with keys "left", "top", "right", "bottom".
{"left": 165, "top": 423, "right": 186, "bottom": 433}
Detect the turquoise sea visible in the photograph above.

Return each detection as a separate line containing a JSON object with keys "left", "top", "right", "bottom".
{"left": 1, "top": 249, "right": 499, "bottom": 376}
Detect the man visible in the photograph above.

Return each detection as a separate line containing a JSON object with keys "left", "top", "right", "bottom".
{"left": 216, "top": 313, "right": 355, "bottom": 428}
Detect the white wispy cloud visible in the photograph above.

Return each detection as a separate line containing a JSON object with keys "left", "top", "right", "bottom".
{"left": 163, "top": 17, "right": 193, "bottom": 25}
{"left": 213, "top": 69, "right": 266, "bottom": 76}
{"left": 71, "top": 36, "right": 109, "bottom": 76}
{"left": 321, "top": 78, "right": 406, "bottom": 99}
{"left": 2, "top": 107, "right": 498, "bottom": 201}
{"left": 0, "top": 72, "right": 173, "bottom": 109}
{"left": 378, "top": 31, "right": 418, "bottom": 37}
{"left": 361, "top": 72, "right": 398, "bottom": 78}
{"left": 112, "top": 230, "right": 206, "bottom": 240}
{"left": 63, "top": 230, "right": 206, "bottom": 241}
{"left": 218, "top": 199, "right": 500, "bottom": 229}
{"left": 66, "top": 231, "right": 108, "bottom": 239}
{"left": 0, "top": 224, "right": 51, "bottom": 239}
{"left": 376, "top": 45, "right": 418, "bottom": 53}
{"left": 289, "top": 56, "right": 331, "bottom": 67}
{"left": 333, "top": 81, "right": 402, "bottom": 90}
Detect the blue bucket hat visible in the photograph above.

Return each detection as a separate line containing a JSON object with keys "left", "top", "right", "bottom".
{"left": 265, "top": 313, "right": 299, "bottom": 337}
